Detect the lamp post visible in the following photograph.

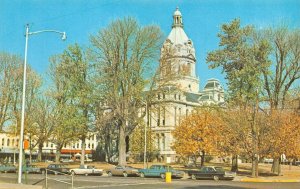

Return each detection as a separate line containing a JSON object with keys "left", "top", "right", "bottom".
{"left": 144, "top": 102, "right": 149, "bottom": 169}
{"left": 18, "top": 24, "right": 66, "bottom": 184}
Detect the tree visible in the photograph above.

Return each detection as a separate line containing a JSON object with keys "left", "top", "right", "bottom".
{"left": 27, "top": 97, "right": 55, "bottom": 162}
{"left": 59, "top": 43, "right": 93, "bottom": 166}
{"left": 172, "top": 107, "right": 222, "bottom": 166}
{"left": 0, "top": 52, "right": 23, "bottom": 131}
{"left": 90, "top": 17, "right": 163, "bottom": 165}
{"left": 48, "top": 54, "right": 83, "bottom": 163}
{"left": 206, "top": 18, "right": 271, "bottom": 177}
{"left": 259, "top": 26, "right": 300, "bottom": 174}
{"left": 129, "top": 121, "right": 157, "bottom": 163}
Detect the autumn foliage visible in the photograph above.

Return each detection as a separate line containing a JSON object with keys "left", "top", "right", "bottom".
{"left": 172, "top": 107, "right": 223, "bottom": 165}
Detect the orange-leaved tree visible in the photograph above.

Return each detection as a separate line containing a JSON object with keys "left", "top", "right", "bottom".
{"left": 264, "top": 110, "right": 300, "bottom": 173}
{"left": 172, "top": 107, "right": 223, "bottom": 166}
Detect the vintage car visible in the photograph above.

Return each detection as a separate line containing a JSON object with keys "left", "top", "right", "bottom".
{"left": 18, "top": 165, "right": 41, "bottom": 174}
{"left": 107, "top": 165, "right": 139, "bottom": 177}
{"left": 70, "top": 165, "right": 103, "bottom": 176}
{"left": 138, "top": 165, "right": 184, "bottom": 179}
{"left": 0, "top": 164, "right": 17, "bottom": 173}
{"left": 41, "top": 164, "right": 70, "bottom": 175}
{"left": 187, "top": 166, "right": 236, "bottom": 181}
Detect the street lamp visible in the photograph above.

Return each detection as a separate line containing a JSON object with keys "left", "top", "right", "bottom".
{"left": 144, "top": 102, "right": 150, "bottom": 169}
{"left": 18, "top": 24, "right": 66, "bottom": 184}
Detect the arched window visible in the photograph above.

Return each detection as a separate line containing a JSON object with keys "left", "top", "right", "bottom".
{"left": 7, "top": 139, "right": 10, "bottom": 146}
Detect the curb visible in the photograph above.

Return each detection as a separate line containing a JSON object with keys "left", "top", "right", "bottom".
{"left": 240, "top": 178, "right": 300, "bottom": 183}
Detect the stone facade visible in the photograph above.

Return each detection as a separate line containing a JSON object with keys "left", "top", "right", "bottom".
{"left": 149, "top": 7, "right": 224, "bottom": 162}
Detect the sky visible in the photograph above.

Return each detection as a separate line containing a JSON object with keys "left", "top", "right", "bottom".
{"left": 0, "top": 0, "right": 299, "bottom": 89}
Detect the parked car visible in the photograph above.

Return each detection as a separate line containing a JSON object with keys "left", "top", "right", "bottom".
{"left": 187, "top": 166, "right": 236, "bottom": 181}
{"left": 138, "top": 165, "right": 184, "bottom": 179}
{"left": 70, "top": 165, "right": 103, "bottom": 176}
{"left": 0, "top": 164, "right": 17, "bottom": 173}
{"left": 107, "top": 165, "right": 139, "bottom": 177}
{"left": 41, "top": 164, "right": 70, "bottom": 175}
{"left": 17, "top": 165, "right": 41, "bottom": 174}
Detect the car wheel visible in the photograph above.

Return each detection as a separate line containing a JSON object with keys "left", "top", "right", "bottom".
{"left": 107, "top": 171, "right": 112, "bottom": 177}
{"left": 213, "top": 175, "right": 219, "bottom": 181}
{"left": 123, "top": 172, "right": 128, "bottom": 177}
{"left": 160, "top": 173, "right": 166, "bottom": 179}
{"left": 191, "top": 174, "right": 197, "bottom": 180}
{"left": 140, "top": 172, "right": 145, "bottom": 178}
{"left": 54, "top": 171, "right": 58, "bottom": 175}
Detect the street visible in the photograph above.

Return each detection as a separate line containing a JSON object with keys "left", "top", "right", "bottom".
{"left": 1, "top": 173, "right": 300, "bottom": 189}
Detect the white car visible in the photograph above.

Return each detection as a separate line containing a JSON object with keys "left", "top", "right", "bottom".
{"left": 70, "top": 165, "right": 103, "bottom": 176}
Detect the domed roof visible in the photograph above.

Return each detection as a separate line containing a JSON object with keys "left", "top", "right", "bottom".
{"left": 167, "top": 7, "right": 189, "bottom": 45}
{"left": 174, "top": 7, "right": 182, "bottom": 16}
{"left": 204, "top": 79, "right": 223, "bottom": 90}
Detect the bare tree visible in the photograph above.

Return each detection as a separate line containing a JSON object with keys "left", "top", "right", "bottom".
{"left": 90, "top": 17, "right": 163, "bottom": 165}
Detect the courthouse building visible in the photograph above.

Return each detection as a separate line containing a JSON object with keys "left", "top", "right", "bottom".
{"left": 148, "top": 7, "right": 225, "bottom": 162}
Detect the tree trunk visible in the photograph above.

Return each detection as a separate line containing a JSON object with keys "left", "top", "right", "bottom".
{"left": 81, "top": 137, "right": 86, "bottom": 166}
{"left": 251, "top": 155, "right": 259, "bottom": 177}
{"left": 38, "top": 143, "right": 43, "bottom": 162}
{"left": 200, "top": 151, "right": 205, "bottom": 167}
{"left": 118, "top": 123, "right": 127, "bottom": 165}
{"left": 231, "top": 155, "right": 238, "bottom": 172}
{"left": 55, "top": 145, "right": 62, "bottom": 163}
{"left": 271, "top": 158, "right": 281, "bottom": 175}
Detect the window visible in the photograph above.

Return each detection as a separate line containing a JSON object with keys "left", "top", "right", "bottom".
{"left": 157, "top": 134, "right": 160, "bottom": 150}
{"left": 179, "top": 108, "right": 182, "bottom": 124}
{"left": 162, "top": 134, "right": 165, "bottom": 150}
{"left": 162, "top": 107, "right": 166, "bottom": 126}
{"left": 179, "top": 95, "right": 181, "bottom": 100}
{"left": 92, "top": 144, "right": 94, "bottom": 149}
{"left": 174, "top": 94, "right": 177, "bottom": 100}
{"left": 16, "top": 139, "right": 19, "bottom": 147}
{"left": 1, "top": 138, "right": 4, "bottom": 146}
{"left": 12, "top": 139, "right": 14, "bottom": 147}
{"left": 51, "top": 143, "right": 53, "bottom": 148}
{"left": 157, "top": 107, "right": 160, "bottom": 126}
{"left": 174, "top": 107, "right": 177, "bottom": 126}
{"left": 7, "top": 139, "right": 10, "bottom": 146}
{"left": 77, "top": 143, "right": 79, "bottom": 148}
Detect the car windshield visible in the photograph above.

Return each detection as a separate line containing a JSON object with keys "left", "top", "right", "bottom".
{"left": 87, "top": 166, "right": 94, "bottom": 169}
{"left": 215, "top": 167, "right": 224, "bottom": 172}
{"left": 125, "top": 166, "right": 133, "bottom": 169}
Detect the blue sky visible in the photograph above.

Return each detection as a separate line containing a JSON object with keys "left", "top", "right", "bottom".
{"left": 0, "top": 0, "right": 299, "bottom": 89}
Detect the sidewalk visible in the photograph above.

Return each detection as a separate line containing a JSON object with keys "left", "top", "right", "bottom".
{"left": 235, "top": 176, "right": 300, "bottom": 182}
{"left": 0, "top": 183, "right": 42, "bottom": 189}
